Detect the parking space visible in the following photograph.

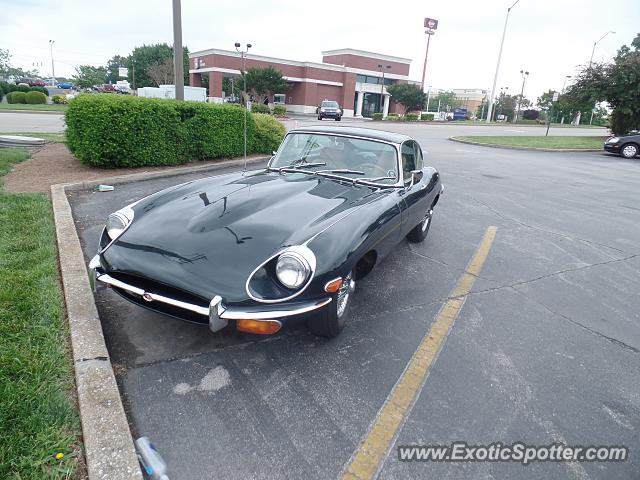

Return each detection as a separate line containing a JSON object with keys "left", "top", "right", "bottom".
{"left": 68, "top": 124, "right": 640, "bottom": 479}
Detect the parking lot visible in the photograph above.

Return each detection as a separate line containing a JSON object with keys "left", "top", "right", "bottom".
{"left": 68, "top": 121, "right": 640, "bottom": 479}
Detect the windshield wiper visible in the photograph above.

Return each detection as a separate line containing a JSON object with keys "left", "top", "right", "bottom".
{"left": 315, "top": 169, "right": 364, "bottom": 176}
{"left": 353, "top": 175, "right": 398, "bottom": 187}
{"left": 275, "top": 162, "right": 326, "bottom": 174}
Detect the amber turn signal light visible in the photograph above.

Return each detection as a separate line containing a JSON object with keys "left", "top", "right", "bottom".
{"left": 236, "top": 319, "right": 282, "bottom": 335}
{"left": 324, "top": 277, "right": 343, "bottom": 293}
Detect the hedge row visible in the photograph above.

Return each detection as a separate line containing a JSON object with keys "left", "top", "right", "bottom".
{"left": 65, "top": 94, "right": 285, "bottom": 168}
{"left": 0, "top": 82, "right": 49, "bottom": 96}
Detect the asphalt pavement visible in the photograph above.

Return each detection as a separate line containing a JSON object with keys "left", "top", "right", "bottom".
{"left": 66, "top": 120, "right": 640, "bottom": 479}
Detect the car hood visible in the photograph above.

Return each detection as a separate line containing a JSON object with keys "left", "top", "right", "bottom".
{"left": 101, "top": 169, "right": 382, "bottom": 303}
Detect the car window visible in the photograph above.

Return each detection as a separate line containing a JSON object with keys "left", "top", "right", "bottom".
{"left": 414, "top": 142, "right": 424, "bottom": 170}
{"left": 401, "top": 141, "right": 416, "bottom": 182}
{"left": 321, "top": 101, "right": 339, "bottom": 108}
{"left": 271, "top": 133, "right": 398, "bottom": 184}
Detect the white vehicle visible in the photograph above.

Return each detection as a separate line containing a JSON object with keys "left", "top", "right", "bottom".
{"left": 114, "top": 80, "right": 131, "bottom": 94}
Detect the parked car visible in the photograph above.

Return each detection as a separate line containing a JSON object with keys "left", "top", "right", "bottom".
{"left": 32, "top": 78, "right": 46, "bottom": 87}
{"left": 317, "top": 100, "right": 343, "bottom": 121}
{"left": 604, "top": 133, "right": 640, "bottom": 158}
{"left": 57, "top": 82, "right": 74, "bottom": 89}
{"left": 89, "top": 126, "right": 443, "bottom": 337}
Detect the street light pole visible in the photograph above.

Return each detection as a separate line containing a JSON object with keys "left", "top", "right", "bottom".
{"left": 589, "top": 30, "right": 615, "bottom": 68}
{"left": 235, "top": 42, "right": 252, "bottom": 171}
{"left": 485, "top": 0, "right": 521, "bottom": 123}
{"left": 172, "top": 0, "right": 184, "bottom": 101}
{"left": 378, "top": 64, "right": 390, "bottom": 114}
{"left": 514, "top": 70, "right": 529, "bottom": 123}
{"left": 420, "top": 30, "right": 435, "bottom": 91}
{"left": 48, "top": 40, "right": 55, "bottom": 87}
{"left": 426, "top": 86, "right": 432, "bottom": 113}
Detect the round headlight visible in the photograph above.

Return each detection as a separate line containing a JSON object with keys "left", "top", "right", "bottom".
{"left": 276, "top": 252, "right": 310, "bottom": 289}
{"left": 608, "top": 136, "right": 620, "bottom": 143}
{"left": 105, "top": 206, "right": 134, "bottom": 240}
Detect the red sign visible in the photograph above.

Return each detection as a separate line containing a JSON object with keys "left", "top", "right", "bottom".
{"left": 424, "top": 18, "right": 439, "bottom": 30}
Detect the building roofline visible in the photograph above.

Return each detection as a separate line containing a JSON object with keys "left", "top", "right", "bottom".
{"left": 321, "top": 48, "right": 412, "bottom": 64}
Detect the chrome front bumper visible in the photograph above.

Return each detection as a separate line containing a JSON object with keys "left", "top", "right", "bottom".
{"left": 89, "top": 255, "right": 331, "bottom": 332}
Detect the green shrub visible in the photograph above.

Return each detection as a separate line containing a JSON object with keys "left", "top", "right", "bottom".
{"left": 25, "top": 91, "right": 47, "bottom": 104}
{"left": 65, "top": 94, "right": 267, "bottom": 168}
{"left": 1, "top": 82, "right": 18, "bottom": 94}
{"left": 405, "top": 113, "right": 419, "bottom": 121}
{"left": 421, "top": 113, "right": 434, "bottom": 121}
{"left": 17, "top": 84, "right": 30, "bottom": 92}
{"left": 7, "top": 91, "right": 26, "bottom": 104}
{"left": 251, "top": 103, "right": 270, "bottom": 114}
{"left": 52, "top": 94, "right": 68, "bottom": 104}
{"left": 372, "top": 113, "right": 383, "bottom": 121}
{"left": 29, "top": 86, "right": 49, "bottom": 96}
{"left": 0, "top": 88, "right": 3, "bottom": 102}
{"left": 273, "top": 105, "right": 287, "bottom": 117}
{"left": 252, "top": 113, "right": 285, "bottom": 154}
{"left": 385, "top": 113, "right": 400, "bottom": 122}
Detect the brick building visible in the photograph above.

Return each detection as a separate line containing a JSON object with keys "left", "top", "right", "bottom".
{"left": 188, "top": 48, "right": 419, "bottom": 118}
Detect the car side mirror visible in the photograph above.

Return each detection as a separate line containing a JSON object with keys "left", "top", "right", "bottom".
{"left": 411, "top": 170, "right": 423, "bottom": 185}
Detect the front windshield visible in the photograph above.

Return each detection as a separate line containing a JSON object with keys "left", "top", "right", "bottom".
{"left": 270, "top": 133, "right": 399, "bottom": 185}
{"left": 322, "top": 101, "right": 339, "bottom": 108}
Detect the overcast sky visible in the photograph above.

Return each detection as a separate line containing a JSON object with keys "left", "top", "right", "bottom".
{"left": 1, "top": 0, "right": 638, "bottom": 102}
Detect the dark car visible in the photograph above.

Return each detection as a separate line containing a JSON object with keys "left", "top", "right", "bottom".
{"left": 317, "top": 100, "right": 343, "bottom": 121}
{"left": 32, "top": 78, "right": 46, "bottom": 87}
{"left": 89, "top": 126, "right": 443, "bottom": 337}
{"left": 604, "top": 133, "right": 639, "bottom": 158}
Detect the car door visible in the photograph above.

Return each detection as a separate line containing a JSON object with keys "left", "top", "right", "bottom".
{"left": 399, "top": 140, "right": 432, "bottom": 236}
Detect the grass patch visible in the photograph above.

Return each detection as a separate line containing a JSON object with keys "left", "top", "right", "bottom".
{"left": 0, "top": 147, "right": 81, "bottom": 478}
{"left": 0, "top": 132, "right": 66, "bottom": 143}
{"left": 453, "top": 135, "right": 606, "bottom": 149}
{"left": 0, "top": 103, "right": 68, "bottom": 112}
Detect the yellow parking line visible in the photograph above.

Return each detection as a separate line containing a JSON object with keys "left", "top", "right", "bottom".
{"left": 341, "top": 226, "right": 498, "bottom": 480}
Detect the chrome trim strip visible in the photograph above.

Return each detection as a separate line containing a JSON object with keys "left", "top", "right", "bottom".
{"left": 91, "top": 262, "right": 331, "bottom": 322}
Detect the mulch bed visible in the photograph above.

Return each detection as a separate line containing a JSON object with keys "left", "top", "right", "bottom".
{"left": 4, "top": 143, "right": 257, "bottom": 193}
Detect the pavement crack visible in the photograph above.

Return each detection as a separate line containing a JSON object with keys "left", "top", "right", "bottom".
{"left": 511, "top": 288, "right": 640, "bottom": 355}
{"left": 407, "top": 245, "right": 450, "bottom": 267}
{"left": 467, "top": 194, "right": 632, "bottom": 257}
{"left": 74, "top": 355, "right": 109, "bottom": 364}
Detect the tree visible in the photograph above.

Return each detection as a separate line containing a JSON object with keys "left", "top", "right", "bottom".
{"left": 146, "top": 58, "right": 174, "bottom": 86}
{"left": 106, "top": 55, "right": 127, "bottom": 84}
{"left": 72, "top": 65, "right": 107, "bottom": 88}
{"left": 493, "top": 93, "right": 516, "bottom": 121}
{"left": 222, "top": 77, "right": 241, "bottom": 100}
{"left": 522, "top": 109, "right": 539, "bottom": 120}
{"left": 386, "top": 83, "right": 427, "bottom": 113}
{"left": 127, "top": 43, "right": 189, "bottom": 88}
{"left": 242, "top": 66, "right": 289, "bottom": 104}
{"left": 0, "top": 49, "right": 10, "bottom": 77}
{"left": 429, "top": 90, "right": 457, "bottom": 112}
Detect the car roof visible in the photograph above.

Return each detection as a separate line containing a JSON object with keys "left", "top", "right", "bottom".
{"left": 288, "top": 125, "right": 412, "bottom": 144}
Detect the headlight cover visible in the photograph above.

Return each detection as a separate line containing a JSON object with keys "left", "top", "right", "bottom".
{"left": 607, "top": 137, "right": 620, "bottom": 144}
{"left": 105, "top": 206, "right": 134, "bottom": 240}
{"left": 275, "top": 246, "right": 316, "bottom": 289}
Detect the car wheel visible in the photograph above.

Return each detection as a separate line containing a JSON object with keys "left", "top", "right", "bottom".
{"left": 318, "top": 115, "right": 322, "bottom": 120}
{"left": 621, "top": 143, "right": 638, "bottom": 159}
{"left": 335, "top": 116, "right": 341, "bottom": 121}
{"left": 407, "top": 207, "right": 433, "bottom": 243}
{"left": 307, "top": 271, "right": 355, "bottom": 338}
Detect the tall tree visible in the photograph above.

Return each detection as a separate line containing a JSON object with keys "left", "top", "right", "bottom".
{"left": 127, "top": 44, "right": 189, "bottom": 88}
{"left": 429, "top": 90, "right": 457, "bottom": 112}
{"left": 106, "top": 55, "right": 127, "bottom": 84}
{"left": 242, "top": 66, "right": 289, "bottom": 104}
{"left": 387, "top": 83, "right": 427, "bottom": 113}
{"left": 72, "top": 65, "right": 107, "bottom": 88}
{"left": 146, "top": 58, "right": 175, "bottom": 86}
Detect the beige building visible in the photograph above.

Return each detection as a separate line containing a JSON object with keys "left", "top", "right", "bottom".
{"left": 453, "top": 88, "right": 489, "bottom": 114}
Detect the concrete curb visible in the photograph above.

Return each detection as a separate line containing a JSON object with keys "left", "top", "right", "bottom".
{"left": 51, "top": 155, "right": 267, "bottom": 479}
{"left": 0, "top": 108, "right": 65, "bottom": 115}
{"left": 448, "top": 136, "right": 602, "bottom": 152}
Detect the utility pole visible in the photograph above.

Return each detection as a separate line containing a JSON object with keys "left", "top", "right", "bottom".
{"left": 513, "top": 70, "right": 529, "bottom": 123}
{"left": 235, "top": 42, "right": 252, "bottom": 171}
{"left": 172, "top": 0, "right": 184, "bottom": 100}
{"left": 49, "top": 40, "right": 55, "bottom": 87}
{"left": 425, "top": 86, "right": 432, "bottom": 112}
{"left": 486, "top": 0, "right": 521, "bottom": 123}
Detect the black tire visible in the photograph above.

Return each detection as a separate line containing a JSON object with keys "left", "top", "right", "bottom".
{"left": 407, "top": 207, "right": 433, "bottom": 243}
{"left": 621, "top": 143, "right": 638, "bottom": 159}
{"left": 307, "top": 271, "right": 355, "bottom": 337}
{"left": 335, "top": 116, "right": 341, "bottom": 122}
{"left": 318, "top": 115, "right": 322, "bottom": 120}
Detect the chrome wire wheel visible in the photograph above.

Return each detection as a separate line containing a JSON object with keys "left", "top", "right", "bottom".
{"left": 421, "top": 209, "right": 434, "bottom": 232}
{"left": 337, "top": 272, "right": 354, "bottom": 318}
